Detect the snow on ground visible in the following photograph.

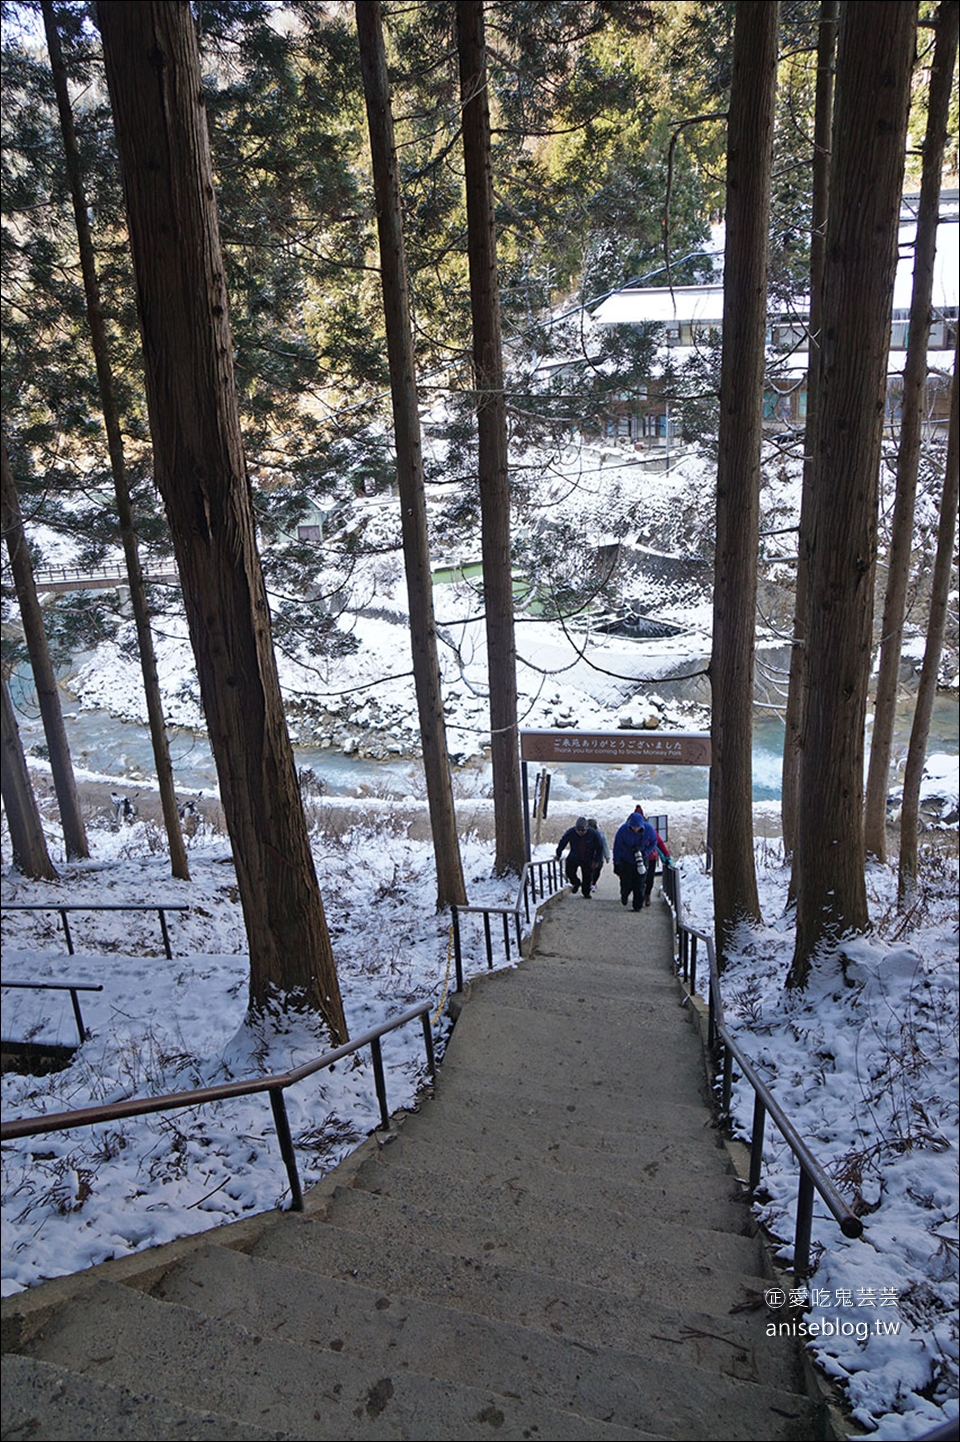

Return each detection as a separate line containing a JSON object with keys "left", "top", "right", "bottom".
{"left": 675, "top": 811, "right": 959, "bottom": 1441}
{"left": 4, "top": 437, "right": 957, "bottom": 1436}
{"left": 1, "top": 809, "right": 508, "bottom": 1294}
{"left": 2, "top": 756, "right": 957, "bottom": 1440}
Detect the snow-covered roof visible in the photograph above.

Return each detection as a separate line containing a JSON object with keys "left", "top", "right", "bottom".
{"left": 893, "top": 215, "right": 959, "bottom": 312}
{"left": 591, "top": 212, "right": 959, "bottom": 330}
{"left": 592, "top": 285, "right": 725, "bottom": 328}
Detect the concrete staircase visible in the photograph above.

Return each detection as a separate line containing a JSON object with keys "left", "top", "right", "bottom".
{"left": 1, "top": 880, "right": 822, "bottom": 1440}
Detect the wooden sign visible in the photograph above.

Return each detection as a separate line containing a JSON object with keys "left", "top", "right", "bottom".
{"left": 519, "top": 729, "right": 712, "bottom": 766}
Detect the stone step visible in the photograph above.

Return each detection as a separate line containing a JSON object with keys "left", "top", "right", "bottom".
{"left": 434, "top": 1025, "right": 709, "bottom": 1101}
{"left": 150, "top": 1242, "right": 816, "bottom": 1441}
{"left": 248, "top": 1220, "right": 806, "bottom": 1400}
{"left": 426, "top": 1057, "right": 714, "bottom": 1127}
{"left": 460, "top": 950, "right": 680, "bottom": 1005}
{"left": 320, "top": 1184, "right": 768, "bottom": 1308}
{"left": 531, "top": 896, "right": 676, "bottom": 952}
{"left": 392, "top": 1083, "right": 723, "bottom": 1156}
{"left": 347, "top": 1147, "right": 751, "bottom": 1236}
{"left": 460, "top": 975, "right": 684, "bottom": 1022}
{"left": 447, "top": 987, "right": 695, "bottom": 1051}
{"left": 22, "top": 1279, "right": 658, "bottom": 1441}
{"left": 0, "top": 1352, "right": 283, "bottom": 1442}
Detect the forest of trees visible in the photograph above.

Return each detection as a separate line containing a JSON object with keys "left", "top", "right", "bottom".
{"left": 1, "top": 1, "right": 957, "bottom": 1026}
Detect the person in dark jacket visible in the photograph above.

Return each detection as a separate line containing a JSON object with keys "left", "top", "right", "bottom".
{"left": 613, "top": 812, "right": 657, "bottom": 911}
{"left": 587, "top": 816, "right": 610, "bottom": 889}
{"left": 555, "top": 816, "right": 603, "bottom": 898}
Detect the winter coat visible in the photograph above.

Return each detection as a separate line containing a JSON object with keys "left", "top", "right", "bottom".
{"left": 555, "top": 826, "right": 603, "bottom": 867}
{"left": 613, "top": 816, "right": 657, "bottom": 870}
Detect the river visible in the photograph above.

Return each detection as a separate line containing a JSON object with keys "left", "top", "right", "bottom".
{"left": 10, "top": 678, "right": 958, "bottom": 808}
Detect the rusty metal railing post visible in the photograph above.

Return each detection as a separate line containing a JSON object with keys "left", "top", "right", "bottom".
{"left": 451, "top": 906, "right": 464, "bottom": 991}
{"left": 370, "top": 1035, "right": 389, "bottom": 1129}
{"left": 420, "top": 1011, "right": 436, "bottom": 1078}
{"left": 721, "top": 1044, "right": 733, "bottom": 1113}
{"left": 749, "top": 1093, "right": 766, "bottom": 1192}
{"left": 795, "top": 1166, "right": 815, "bottom": 1276}
{"left": 268, "top": 1087, "right": 303, "bottom": 1211}
{"left": 59, "top": 910, "right": 74, "bottom": 955}
{"left": 68, "top": 988, "right": 87, "bottom": 1043}
{"left": 158, "top": 909, "right": 173, "bottom": 959}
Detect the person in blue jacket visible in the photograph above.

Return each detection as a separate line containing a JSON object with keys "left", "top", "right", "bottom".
{"left": 613, "top": 812, "right": 657, "bottom": 911}
{"left": 630, "top": 804, "right": 671, "bottom": 906}
{"left": 555, "top": 816, "right": 603, "bottom": 898}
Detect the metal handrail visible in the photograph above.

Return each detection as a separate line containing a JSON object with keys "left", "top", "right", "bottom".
{"left": 1, "top": 979, "right": 104, "bottom": 1044}
{"left": 1, "top": 902, "right": 188, "bottom": 959}
{"left": 450, "top": 855, "right": 567, "bottom": 990}
{"left": 0, "top": 1001, "right": 436, "bottom": 1212}
{"left": 662, "top": 861, "right": 863, "bottom": 1276}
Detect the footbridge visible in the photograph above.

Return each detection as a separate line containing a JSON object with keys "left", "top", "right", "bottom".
{"left": 33, "top": 561, "right": 179, "bottom": 595}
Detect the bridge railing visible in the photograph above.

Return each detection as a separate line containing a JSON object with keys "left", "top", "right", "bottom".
{"left": 32, "top": 561, "right": 179, "bottom": 591}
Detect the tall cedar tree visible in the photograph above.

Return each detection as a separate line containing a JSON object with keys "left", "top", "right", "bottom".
{"left": 898, "top": 330, "right": 959, "bottom": 904}
{"left": 1, "top": 430, "right": 88, "bottom": 860}
{"left": 1, "top": 671, "right": 58, "bottom": 880}
{"left": 97, "top": 1, "right": 347, "bottom": 1038}
{"left": 457, "top": 0, "right": 526, "bottom": 875}
{"left": 789, "top": 1, "right": 916, "bottom": 987}
{"left": 1, "top": 429, "right": 87, "bottom": 853}
{"left": 355, "top": 0, "right": 467, "bottom": 911}
{"left": 781, "top": 0, "right": 838, "bottom": 868}
{"left": 863, "top": 0, "right": 958, "bottom": 861}
{"left": 709, "top": 0, "right": 778, "bottom": 965}
{"left": 42, "top": 0, "right": 189, "bottom": 881}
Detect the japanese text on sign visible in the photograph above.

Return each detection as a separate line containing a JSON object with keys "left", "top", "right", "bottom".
{"left": 519, "top": 730, "right": 711, "bottom": 766}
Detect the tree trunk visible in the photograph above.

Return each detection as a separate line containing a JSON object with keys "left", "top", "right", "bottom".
{"left": 863, "top": 0, "right": 958, "bottom": 861}
{"left": 355, "top": 0, "right": 467, "bottom": 911}
{"left": 782, "top": 0, "right": 838, "bottom": 870}
{"left": 898, "top": 331, "right": 958, "bottom": 904}
{"left": 2, "top": 432, "right": 89, "bottom": 861}
{"left": 97, "top": 1, "right": 346, "bottom": 1040}
{"left": 456, "top": 0, "right": 526, "bottom": 876}
{"left": 709, "top": 0, "right": 778, "bottom": 964}
{"left": 789, "top": 2, "right": 916, "bottom": 987}
{"left": 43, "top": 0, "right": 190, "bottom": 882}
{"left": 1, "top": 672, "right": 59, "bottom": 880}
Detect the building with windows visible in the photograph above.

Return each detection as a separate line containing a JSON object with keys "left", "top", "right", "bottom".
{"left": 586, "top": 193, "right": 958, "bottom": 451}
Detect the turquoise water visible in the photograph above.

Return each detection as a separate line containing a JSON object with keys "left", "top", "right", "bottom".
{"left": 10, "top": 678, "right": 957, "bottom": 807}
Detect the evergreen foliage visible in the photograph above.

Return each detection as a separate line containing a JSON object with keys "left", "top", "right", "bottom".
{"left": 2, "top": 0, "right": 950, "bottom": 866}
